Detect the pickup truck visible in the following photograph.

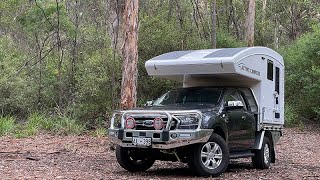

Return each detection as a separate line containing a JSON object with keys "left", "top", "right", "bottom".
{"left": 108, "top": 47, "right": 284, "bottom": 177}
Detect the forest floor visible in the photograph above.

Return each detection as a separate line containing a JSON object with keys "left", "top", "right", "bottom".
{"left": 0, "top": 127, "right": 320, "bottom": 180}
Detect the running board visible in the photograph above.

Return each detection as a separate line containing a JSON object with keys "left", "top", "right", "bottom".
{"left": 229, "top": 151, "right": 255, "bottom": 159}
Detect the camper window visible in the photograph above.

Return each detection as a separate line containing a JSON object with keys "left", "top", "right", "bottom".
{"left": 267, "top": 60, "right": 274, "bottom": 81}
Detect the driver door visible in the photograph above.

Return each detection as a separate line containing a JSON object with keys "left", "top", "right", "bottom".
{"left": 223, "top": 89, "right": 256, "bottom": 151}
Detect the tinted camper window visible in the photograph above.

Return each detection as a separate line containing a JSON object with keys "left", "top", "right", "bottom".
{"left": 267, "top": 60, "right": 273, "bottom": 81}
{"left": 275, "top": 67, "right": 280, "bottom": 93}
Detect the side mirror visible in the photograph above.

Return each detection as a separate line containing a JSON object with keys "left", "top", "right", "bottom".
{"left": 144, "top": 100, "right": 154, "bottom": 106}
{"left": 224, "top": 101, "right": 244, "bottom": 111}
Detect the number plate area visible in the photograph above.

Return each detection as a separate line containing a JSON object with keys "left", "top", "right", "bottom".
{"left": 132, "top": 137, "right": 152, "bottom": 146}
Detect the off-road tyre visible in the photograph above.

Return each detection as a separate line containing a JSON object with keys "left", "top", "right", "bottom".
{"left": 252, "top": 137, "right": 272, "bottom": 169}
{"left": 189, "top": 134, "right": 229, "bottom": 177}
{"left": 116, "top": 145, "right": 155, "bottom": 172}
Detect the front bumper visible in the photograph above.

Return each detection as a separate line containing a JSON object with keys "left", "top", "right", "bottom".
{"left": 108, "top": 128, "right": 213, "bottom": 149}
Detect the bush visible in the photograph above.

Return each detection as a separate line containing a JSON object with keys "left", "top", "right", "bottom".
{"left": 92, "top": 127, "right": 107, "bottom": 138}
{"left": 0, "top": 116, "right": 16, "bottom": 136}
{"left": 1, "top": 113, "right": 87, "bottom": 137}
{"left": 284, "top": 104, "right": 302, "bottom": 127}
{"left": 282, "top": 25, "right": 320, "bottom": 123}
{"left": 53, "top": 116, "right": 86, "bottom": 135}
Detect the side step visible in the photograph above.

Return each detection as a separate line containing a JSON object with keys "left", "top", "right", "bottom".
{"left": 229, "top": 151, "right": 255, "bottom": 159}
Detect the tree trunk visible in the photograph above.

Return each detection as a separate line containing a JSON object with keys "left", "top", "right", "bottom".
{"left": 245, "top": 0, "right": 255, "bottom": 47}
{"left": 274, "top": 18, "right": 279, "bottom": 49}
{"left": 56, "top": 0, "right": 63, "bottom": 109}
{"left": 175, "top": 0, "right": 185, "bottom": 49}
{"left": 120, "top": 0, "right": 139, "bottom": 110}
{"left": 35, "top": 33, "right": 42, "bottom": 110}
{"left": 70, "top": 0, "right": 80, "bottom": 105}
{"left": 211, "top": 0, "right": 217, "bottom": 48}
{"left": 229, "top": 0, "right": 240, "bottom": 39}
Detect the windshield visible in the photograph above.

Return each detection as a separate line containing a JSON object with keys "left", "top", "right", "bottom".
{"left": 153, "top": 87, "right": 223, "bottom": 106}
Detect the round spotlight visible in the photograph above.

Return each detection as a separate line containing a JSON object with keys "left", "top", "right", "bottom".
{"left": 153, "top": 117, "right": 164, "bottom": 130}
{"left": 125, "top": 117, "right": 135, "bottom": 129}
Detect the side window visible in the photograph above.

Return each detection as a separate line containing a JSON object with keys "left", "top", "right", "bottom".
{"left": 267, "top": 60, "right": 274, "bottom": 81}
{"left": 223, "top": 90, "right": 247, "bottom": 111}
{"left": 239, "top": 88, "right": 258, "bottom": 113}
{"left": 239, "top": 92, "right": 249, "bottom": 111}
{"left": 275, "top": 67, "right": 280, "bottom": 94}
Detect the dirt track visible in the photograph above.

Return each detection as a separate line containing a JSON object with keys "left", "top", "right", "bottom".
{"left": 0, "top": 128, "right": 320, "bottom": 180}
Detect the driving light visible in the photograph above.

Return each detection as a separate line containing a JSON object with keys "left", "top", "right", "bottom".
{"left": 171, "top": 133, "right": 178, "bottom": 139}
{"left": 153, "top": 117, "right": 164, "bottom": 130}
{"left": 125, "top": 117, "right": 135, "bottom": 129}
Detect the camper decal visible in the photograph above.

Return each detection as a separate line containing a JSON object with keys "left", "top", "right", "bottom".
{"left": 238, "top": 63, "right": 260, "bottom": 76}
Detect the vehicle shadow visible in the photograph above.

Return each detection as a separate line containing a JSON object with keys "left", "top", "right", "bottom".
{"left": 115, "top": 161, "right": 254, "bottom": 178}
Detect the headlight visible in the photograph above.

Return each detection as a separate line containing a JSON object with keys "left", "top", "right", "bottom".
{"left": 111, "top": 112, "right": 122, "bottom": 128}
{"left": 174, "top": 114, "right": 201, "bottom": 129}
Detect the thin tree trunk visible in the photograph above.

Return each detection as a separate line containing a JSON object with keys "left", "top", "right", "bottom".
{"left": 120, "top": 0, "right": 139, "bottom": 110}
{"left": 224, "top": 0, "right": 230, "bottom": 33}
{"left": 70, "top": 0, "right": 79, "bottom": 105}
{"left": 167, "top": 0, "right": 173, "bottom": 21}
{"left": 262, "top": 0, "right": 267, "bottom": 27}
{"left": 274, "top": 18, "right": 279, "bottom": 49}
{"left": 211, "top": 0, "right": 217, "bottom": 48}
{"left": 290, "top": 2, "right": 299, "bottom": 40}
{"left": 56, "top": 0, "right": 63, "bottom": 109}
{"left": 191, "top": 0, "right": 201, "bottom": 38}
{"left": 229, "top": 0, "right": 240, "bottom": 39}
{"left": 175, "top": 0, "right": 185, "bottom": 49}
{"left": 245, "top": 0, "right": 255, "bottom": 47}
{"left": 35, "top": 33, "right": 42, "bottom": 110}
{"left": 194, "top": 0, "right": 209, "bottom": 39}
{"left": 108, "top": 0, "right": 123, "bottom": 109}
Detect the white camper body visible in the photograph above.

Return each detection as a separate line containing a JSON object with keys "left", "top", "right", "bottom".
{"left": 145, "top": 47, "right": 284, "bottom": 129}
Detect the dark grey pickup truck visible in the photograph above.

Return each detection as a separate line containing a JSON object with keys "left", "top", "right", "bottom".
{"left": 108, "top": 87, "right": 280, "bottom": 177}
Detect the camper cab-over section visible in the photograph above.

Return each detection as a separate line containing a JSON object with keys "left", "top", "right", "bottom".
{"left": 145, "top": 47, "right": 284, "bottom": 129}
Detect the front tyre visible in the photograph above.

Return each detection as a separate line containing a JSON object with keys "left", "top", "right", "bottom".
{"left": 190, "top": 134, "right": 229, "bottom": 177}
{"left": 116, "top": 145, "right": 155, "bottom": 172}
{"left": 252, "top": 137, "right": 272, "bottom": 169}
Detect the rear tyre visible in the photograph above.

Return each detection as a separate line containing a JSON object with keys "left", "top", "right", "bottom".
{"left": 252, "top": 137, "right": 272, "bottom": 169}
{"left": 116, "top": 145, "right": 155, "bottom": 172}
{"left": 190, "top": 134, "right": 229, "bottom": 177}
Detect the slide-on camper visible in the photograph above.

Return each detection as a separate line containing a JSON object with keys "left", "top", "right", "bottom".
{"left": 108, "top": 47, "right": 284, "bottom": 177}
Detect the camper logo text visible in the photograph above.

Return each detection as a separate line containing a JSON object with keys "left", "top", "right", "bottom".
{"left": 238, "top": 63, "right": 260, "bottom": 76}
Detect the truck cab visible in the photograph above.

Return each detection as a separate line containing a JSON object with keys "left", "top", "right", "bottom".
{"left": 108, "top": 47, "right": 284, "bottom": 177}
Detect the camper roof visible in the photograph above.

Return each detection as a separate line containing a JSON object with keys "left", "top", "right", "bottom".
{"left": 145, "top": 46, "right": 283, "bottom": 82}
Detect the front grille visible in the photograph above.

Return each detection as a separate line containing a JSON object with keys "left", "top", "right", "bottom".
{"left": 134, "top": 117, "right": 168, "bottom": 130}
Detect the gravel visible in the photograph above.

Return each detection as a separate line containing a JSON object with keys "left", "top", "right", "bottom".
{"left": 0, "top": 127, "right": 319, "bottom": 180}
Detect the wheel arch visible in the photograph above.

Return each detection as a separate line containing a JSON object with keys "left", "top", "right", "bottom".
{"left": 212, "top": 125, "right": 227, "bottom": 141}
{"left": 252, "top": 130, "right": 275, "bottom": 163}
{"left": 264, "top": 131, "right": 276, "bottom": 163}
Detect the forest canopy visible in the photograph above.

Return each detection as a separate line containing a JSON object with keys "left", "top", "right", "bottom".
{"left": 0, "top": 0, "right": 320, "bottom": 128}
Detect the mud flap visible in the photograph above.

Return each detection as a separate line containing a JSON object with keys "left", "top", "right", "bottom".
{"left": 252, "top": 130, "right": 265, "bottom": 150}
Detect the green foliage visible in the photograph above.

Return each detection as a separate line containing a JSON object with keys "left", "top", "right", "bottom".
{"left": 284, "top": 104, "right": 301, "bottom": 127}
{"left": 138, "top": 12, "right": 245, "bottom": 102}
{"left": 92, "top": 127, "right": 107, "bottom": 138}
{"left": 282, "top": 24, "right": 320, "bottom": 123}
{"left": 0, "top": 113, "right": 86, "bottom": 137}
{"left": 0, "top": 116, "right": 16, "bottom": 136}
{"left": 1, "top": 0, "right": 319, "bottom": 129}
{"left": 25, "top": 113, "right": 86, "bottom": 135}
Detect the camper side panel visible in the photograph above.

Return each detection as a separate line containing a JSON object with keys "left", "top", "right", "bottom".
{"left": 235, "top": 55, "right": 284, "bottom": 126}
